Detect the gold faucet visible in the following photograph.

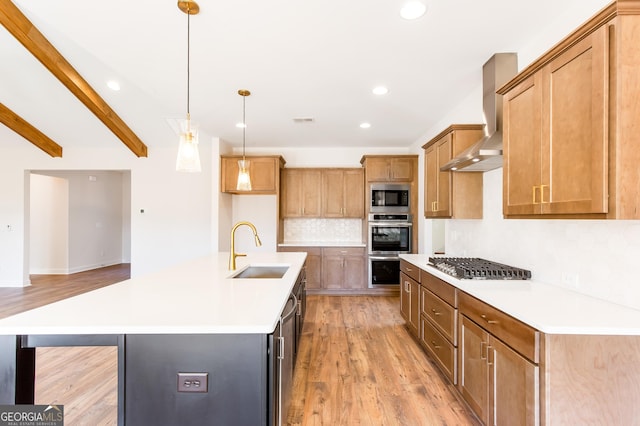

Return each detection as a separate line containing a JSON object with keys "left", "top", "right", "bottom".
{"left": 229, "top": 221, "right": 262, "bottom": 270}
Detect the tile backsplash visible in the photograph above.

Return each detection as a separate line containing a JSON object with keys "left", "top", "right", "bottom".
{"left": 283, "top": 218, "right": 362, "bottom": 243}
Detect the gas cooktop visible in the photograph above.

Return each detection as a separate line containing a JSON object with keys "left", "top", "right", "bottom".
{"left": 428, "top": 257, "right": 532, "bottom": 280}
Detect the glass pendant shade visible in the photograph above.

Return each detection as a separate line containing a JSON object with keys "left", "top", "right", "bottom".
{"left": 236, "top": 159, "right": 252, "bottom": 191}
{"left": 176, "top": 117, "right": 201, "bottom": 172}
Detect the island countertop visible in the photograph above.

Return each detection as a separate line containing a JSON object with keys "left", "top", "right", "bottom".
{"left": 400, "top": 254, "right": 640, "bottom": 336}
{"left": 0, "top": 252, "right": 307, "bottom": 336}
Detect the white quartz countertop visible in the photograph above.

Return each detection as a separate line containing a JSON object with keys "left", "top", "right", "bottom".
{"left": 400, "top": 254, "right": 640, "bottom": 336}
{"left": 0, "top": 252, "right": 307, "bottom": 336}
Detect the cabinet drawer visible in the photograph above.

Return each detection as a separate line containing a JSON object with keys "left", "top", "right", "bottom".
{"left": 421, "top": 287, "right": 457, "bottom": 345}
{"left": 422, "top": 271, "right": 457, "bottom": 307}
{"left": 322, "top": 247, "right": 365, "bottom": 257}
{"left": 459, "top": 292, "right": 539, "bottom": 363}
{"left": 420, "top": 316, "right": 457, "bottom": 383}
{"left": 400, "top": 260, "right": 420, "bottom": 282}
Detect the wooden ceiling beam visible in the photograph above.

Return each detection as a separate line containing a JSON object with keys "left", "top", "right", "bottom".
{"left": 0, "top": 0, "right": 148, "bottom": 157}
{"left": 0, "top": 102, "right": 63, "bottom": 157}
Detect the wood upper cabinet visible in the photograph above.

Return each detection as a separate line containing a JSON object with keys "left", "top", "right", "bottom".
{"left": 502, "top": 25, "right": 608, "bottom": 217}
{"left": 281, "top": 168, "right": 364, "bottom": 218}
{"left": 281, "top": 169, "right": 322, "bottom": 217}
{"left": 221, "top": 155, "right": 285, "bottom": 194}
{"left": 361, "top": 156, "right": 415, "bottom": 182}
{"left": 423, "top": 125, "right": 484, "bottom": 219}
{"left": 322, "top": 169, "right": 364, "bottom": 218}
{"left": 499, "top": 2, "right": 640, "bottom": 219}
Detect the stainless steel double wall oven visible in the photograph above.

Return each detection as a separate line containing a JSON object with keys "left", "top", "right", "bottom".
{"left": 367, "top": 182, "right": 412, "bottom": 288}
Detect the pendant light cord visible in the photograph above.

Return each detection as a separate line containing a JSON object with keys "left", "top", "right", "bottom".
{"left": 186, "top": 9, "right": 191, "bottom": 117}
{"left": 242, "top": 95, "right": 246, "bottom": 162}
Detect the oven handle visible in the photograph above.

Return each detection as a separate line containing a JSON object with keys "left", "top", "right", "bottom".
{"left": 368, "top": 222, "right": 413, "bottom": 227}
{"left": 369, "top": 256, "right": 401, "bottom": 261}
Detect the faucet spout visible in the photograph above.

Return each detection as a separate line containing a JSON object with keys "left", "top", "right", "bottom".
{"left": 229, "top": 221, "right": 262, "bottom": 270}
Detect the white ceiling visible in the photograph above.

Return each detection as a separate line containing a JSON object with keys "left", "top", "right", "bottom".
{"left": 1, "top": 0, "right": 610, "bottom": 154}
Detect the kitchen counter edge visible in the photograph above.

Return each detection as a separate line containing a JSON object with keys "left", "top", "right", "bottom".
{"left": 399, "top": 254, "right": 640, "bottom": 336}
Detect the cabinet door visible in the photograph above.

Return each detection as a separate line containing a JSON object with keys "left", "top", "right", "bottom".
{"left": 281, "top": 169, "right": 321, "bottom": 218}
{"left": 281, "top": 169, "right": 303, "bottom": 217}
{"left": 343, "top": 253, "right": 366, "bottom": 289}
{"left": 342, "top": 169, "right": 364, "bottom": 218}
{"left": 424, "top": 145, "right": 438, "bottom": 217}
{"left": 425, "top": 136, "right": 452, "bottom": 217}
{"left": 400, "top": 273, "right": 419, "bottom": 336}
{"left": 301, "top": 170, "right": 322, "bottom": 217}
{"left": 304, "top": 250, "right": 322, "bottom": 290}
{"left": 435, "top": 137, "right": 452, "bottom": 217}
{"left": 400, "top": 272, "right": 411, "bottom": 323}
{"left": 388, "top": 158, "right": 414, "bottom": 181}
{"left": 503, "top": 74, "right": 543, "bottom": 216}
{"left": 542, "top": 25, "right": 608, "bottom": 215}
{"left": 222, "top": 156, "right": 278, "bottom": 194}
{"left": 459, "top": 315, "right": 490, "bottom": 425}
{"left": 490, "top": 336, "right": 539, "bottom": 426}
{"left": 322, "top": 170, "right": 346, "bottom": 217}
{"left": 364, "top": 158, "right": 390, "bottom": 181}
{"left": 321, "top": 254, "right": 343, "bottom": 289}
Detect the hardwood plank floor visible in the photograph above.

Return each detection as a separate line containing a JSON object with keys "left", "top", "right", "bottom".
{"left": 0, "top": 264, "right": 131, "bottom": 319}
{"left": 289, "top": 295, "right": 480, "bottom": 426}
{"left": 2, "top": 267, "right": 479, "bottom": 425}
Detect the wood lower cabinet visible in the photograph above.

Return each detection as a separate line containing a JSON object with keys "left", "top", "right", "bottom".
{"left": 459, "top": 292, "right": 539, "bottom": 426}
{"left": 322, "top": 247, "right": 366, "bottom": 290}
{"left": 278, "top": 246, "right": 322, "bottom": 290}
{"left": 400, "top": 272, "right": 419, "bottom": 337}
{"left": 420, "top": 272, "right": 458, "bottom": 383}
{"left": 423, "top": 125, "right": 484, "bottom": 219}
{"left": 221, "top": 155, "right": 285, "bottom": 194}
{"left": 280, "top": 246, "right": 366, "bottom": 291}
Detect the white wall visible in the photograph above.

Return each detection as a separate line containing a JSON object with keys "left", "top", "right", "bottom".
{"left": 0, "top": 131, "right": 214, "bottom": 286}
{"left": 29, "top": 174, "right": 69, "bottom": 274}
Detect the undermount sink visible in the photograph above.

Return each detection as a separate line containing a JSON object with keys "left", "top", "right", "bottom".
{"left": 230, "top": 265, "right": 289, "bottom": 279}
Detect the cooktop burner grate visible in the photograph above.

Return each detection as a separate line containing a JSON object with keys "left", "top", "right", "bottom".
{"left": 428, "top": 257, "right": 531, "bottom": 280}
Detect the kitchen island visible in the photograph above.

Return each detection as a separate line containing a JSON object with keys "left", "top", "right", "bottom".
{"left": 400, "top": 254, "right": 640, "bottom": 425}
{"left": 0, "top": 251, "right": 307, "bottom": 426}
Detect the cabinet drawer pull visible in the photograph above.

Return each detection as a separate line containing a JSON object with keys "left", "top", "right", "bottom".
{"left": 431, "top": 340, "right": 441, "bottom": 349}
{"left": 481, "top": 314, "right": 498, "bottom": 324}
{"left": 487, "top": 346, "right": 494, "bottom": 366}
{"left": 431, "top": 308, "right": 442, "bottom": 316}
{"left": 480, "top": 341, "right": 487, "bottom": 360}
{"left": 540, "top": 184, "right": 549, "bottom": 204}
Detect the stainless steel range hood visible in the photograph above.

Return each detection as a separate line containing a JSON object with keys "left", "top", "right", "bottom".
{"left": 441, "top": 53, "right": 518, "bottom": 172}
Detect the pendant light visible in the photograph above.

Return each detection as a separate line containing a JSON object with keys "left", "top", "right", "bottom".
{"left": 236, "top": 89, "right": 252, "bottom": 190}
{"left": 175, "top": 0, "right": 201, "bottom": 172}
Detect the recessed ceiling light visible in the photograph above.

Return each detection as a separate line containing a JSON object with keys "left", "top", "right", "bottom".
{"left": 400, "top": 1, "right": 427, "bottom": 20}
{"left": 360, "top": 122, "right": 371, "bottom": 129}
{"left": 372, "top": 86, "right": 388, "bottom": 95}
{"left": 236, "top": 122, "right": 246, "bottom": 128}
{"left": 107, "top": 80, "right": 120, "bottom": 91}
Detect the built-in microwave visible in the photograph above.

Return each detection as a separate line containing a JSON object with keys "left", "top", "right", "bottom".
{"left": 370, "top": 184, "right": 410, "bottom": 213}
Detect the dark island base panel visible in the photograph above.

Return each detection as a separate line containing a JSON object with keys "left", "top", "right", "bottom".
{"left": 126, "top": 334, "right": 271, "bottom": 426}
{"left": 1, "top": 333, "right": 275, "bottom": 426}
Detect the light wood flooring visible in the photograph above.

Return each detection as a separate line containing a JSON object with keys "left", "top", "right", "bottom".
{"left": 2, "top": 267, "right": 479, "bottom": 425}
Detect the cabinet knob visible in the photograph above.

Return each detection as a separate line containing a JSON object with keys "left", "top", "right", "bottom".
{"left": 481, "top": 314, "right": 498, "bottom": 324}
{"left": 431, "top": 308, "right": 442, "bottom": 316}
{"left": 431, "top": 340, "right": 441, "bottom": 350}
